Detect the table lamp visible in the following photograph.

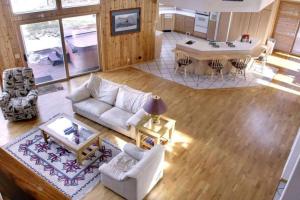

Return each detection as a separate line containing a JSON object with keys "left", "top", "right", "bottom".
{"left": 143, "top": 95, "right": 167, "bottom": 124}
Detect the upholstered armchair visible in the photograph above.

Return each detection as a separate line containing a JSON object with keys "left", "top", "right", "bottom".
{"left": 0, "top": 67, "right": 38, "bottom": 121}
{"left": 99, "top": 144, "right": 165, "bottom": 200}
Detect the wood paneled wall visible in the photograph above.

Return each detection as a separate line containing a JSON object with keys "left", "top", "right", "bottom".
{"left": 216, "top": 12, "right": 231, "bottom": 42}
{"left": 228, "top": 4, "right": 274, "bottom": 43}
{"left": 273, "top": 1, "right": 300, "bottom": 53}
{"left": 0, "top": 1, "right": 23, "bottom": 70}
{"left": 100, "top": 0, "right": 157, "bottom": 71}
{"left": 0, "top": 0, "right": 158, "bottom": 73}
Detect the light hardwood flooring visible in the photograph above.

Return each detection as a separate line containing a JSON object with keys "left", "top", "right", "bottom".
{"left": 1, "top": 67, "right": 300, "bottom": 200}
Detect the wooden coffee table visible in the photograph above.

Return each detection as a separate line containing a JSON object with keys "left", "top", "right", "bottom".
{"left": 39, "top": 114, "right": 101, "bottom": 165}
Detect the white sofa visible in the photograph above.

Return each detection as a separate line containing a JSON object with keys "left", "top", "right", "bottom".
{"left": 99, "top": 143, "right": 165, "bottom": 200}
{"left": 67, "top": 74, "right": 151, "bottom": 139}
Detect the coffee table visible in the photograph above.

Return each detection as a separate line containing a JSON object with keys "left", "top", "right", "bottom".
{"left": 39, "top": 114, "right": 101, "bottom": 165}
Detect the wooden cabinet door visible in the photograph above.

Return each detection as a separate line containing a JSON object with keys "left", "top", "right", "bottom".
{"left": 174, "top": 14, "right": 184, "bottom": 32}
{"left": 184, "top": 16, "right": 195, "bottom": 34}
{"left": 162, "top": 14, "right": 175, "bottom": 31}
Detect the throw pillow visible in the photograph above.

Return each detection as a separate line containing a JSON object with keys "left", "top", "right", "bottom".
{"left": 97, "top": 79, "right": 120, "bottom": 105}
{"left": 86, "top": 73, "right": 101, "bottom": 99}
{"left": 115, "top": 86, "right": 151, "bottom": 113}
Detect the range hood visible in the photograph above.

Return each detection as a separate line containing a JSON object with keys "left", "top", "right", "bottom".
{"left": 159, "top": 0, "right": 275, "bottom": 12}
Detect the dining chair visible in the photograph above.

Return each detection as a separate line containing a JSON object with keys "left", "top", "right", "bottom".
{"left": 208, "top": 59, "right": 224, "bottom": 81}
{"left": 175, "top": 50, "right": 192, "bottom": 77}
{"left": 231, "top": 56, "right": 252, "bottom": 80}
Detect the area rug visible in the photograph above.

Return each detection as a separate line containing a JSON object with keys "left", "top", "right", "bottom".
{"left": 35, "top": 75, "right": 53, "bottom": 84}
{"left": 38, "top": 83, "right": 64, "bottom": 96}
{"left": 134, "top": 62, "right": 278, "bottom": 90}
{"left": 3, "top": 127, "right": 121, "bottom": 200}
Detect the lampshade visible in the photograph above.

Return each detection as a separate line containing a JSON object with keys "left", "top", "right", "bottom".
{"left": 143, "top": 95, "right": 167, "bottom": 115}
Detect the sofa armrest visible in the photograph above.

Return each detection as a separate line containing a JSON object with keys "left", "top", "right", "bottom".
{"left": 126, "top": 109, "right": 149, "bottom": 127}
{"left": 99, "top": 163, "right": 127, "bottom": 181}
{"left": 0, "top": 92, "right": 10, "bottom": 107}
{"left": 26, "top": 89, "right": 38, "bottom": 105}
{"left": 124, "top": 145, "right": 165, "bottom": 180}
{"left": 66, "top": 82, "right": 90, "bottom": 103}
{"left": 123, "top": 143, "right": 145, "bottom": 161}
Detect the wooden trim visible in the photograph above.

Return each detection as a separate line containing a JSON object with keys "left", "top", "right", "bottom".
{"left": 58, "top": 19, "right": 70, "bottom": 79}
{"left": 96, "top": 13, "right": 102, "bottom": 71}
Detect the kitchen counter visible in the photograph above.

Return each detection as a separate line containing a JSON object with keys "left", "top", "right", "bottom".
{"left": 176, "top": 38, "right": 260, "bottom": 59}
{"left": 159, "top": 10, "right": 196, "bottom": 18}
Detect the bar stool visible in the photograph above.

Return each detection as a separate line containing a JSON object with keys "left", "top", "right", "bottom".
{"left": 175, "top": 50, "right": 193, "bottom": 77}
{"left": 208, "top": 59, "right": 224, "bottom": 80}
{"left": 231, "top": 56, "right": 251, "bottom": 80}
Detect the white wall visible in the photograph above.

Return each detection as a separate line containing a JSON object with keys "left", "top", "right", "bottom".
{"left": 280, "top": 154, "right": 300, "bottom": 200}
{"left": 281, "top": 128, "right": 300, "bottom": 180}
{"left": 160, "top": 0, "right": 275, "bottom": 12}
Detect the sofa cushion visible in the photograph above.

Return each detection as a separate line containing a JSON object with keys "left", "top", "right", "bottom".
{"left": 100, "top": 107, "right": 133, "bottom": 130}
{"left": 115, "top": 86, "right": 151, "bottom": 114}
{"left": 73, "top": 98, "right": 112, "bottom": 119}
{"left": 97, "top": 79, "right": 120, "bottom": 105}
{"left": 123, "top": 143, "right": 145, "bottom": 161}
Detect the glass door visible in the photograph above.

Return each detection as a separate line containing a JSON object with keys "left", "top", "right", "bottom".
{"left": 62, "top": 14, "right": 100, "bottom": 76}
{"left": 20, "top": 20, "right": 66, "bottom": 84}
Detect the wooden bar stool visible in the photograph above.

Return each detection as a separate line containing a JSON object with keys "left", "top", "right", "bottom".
{"left": 231, "top": 56, "right": 251, "bottom": 80}
{"left": 175, "top": 50, "right": 193, "bottom": 77}
{"left": 208, "top": 59, "right": 224, "bottom": 80}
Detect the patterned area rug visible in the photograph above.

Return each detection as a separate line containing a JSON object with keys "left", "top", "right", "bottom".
{"left": 3, "top": 128, "right": 121, "bottom": 200}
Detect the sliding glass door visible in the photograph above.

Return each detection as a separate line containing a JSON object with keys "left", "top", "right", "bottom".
{"left": 62, "top": 14, "right": 100, "bottom": 76}
{"left": 20, "top": 20, "right": 66, "bottom": 84}
{"left": 20, "top": 15, "right": 100, "bottom": 84}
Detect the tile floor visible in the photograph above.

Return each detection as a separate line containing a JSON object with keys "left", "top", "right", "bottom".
{"left": 133, "top": 32, "right": 278, "bottom": 90}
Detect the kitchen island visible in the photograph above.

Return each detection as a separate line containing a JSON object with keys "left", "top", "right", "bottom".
{"left": 175, "top": 38, "right": 261, "bottom": 74}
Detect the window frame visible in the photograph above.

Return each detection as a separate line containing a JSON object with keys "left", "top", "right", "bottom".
{"left": 9, "top": 0, "right": 101, "bottom": 16}
{"left": 10, "top": 0, "right": 102, "bottom": 86}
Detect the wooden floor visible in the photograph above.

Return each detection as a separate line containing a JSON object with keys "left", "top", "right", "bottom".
{"left": 1, "top": 66, "right": 300, "bottom": 200}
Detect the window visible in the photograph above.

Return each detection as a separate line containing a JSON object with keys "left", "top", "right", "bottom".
{"left": 10, "top": 0, "right": 56, "bottom": 14}
{"left": 61, "top": 0, "right": 100, "bottom": 8}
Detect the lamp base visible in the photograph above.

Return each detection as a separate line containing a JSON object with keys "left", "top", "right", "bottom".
{"left": 151, "top": 115, "right": 161, "bottom": 124}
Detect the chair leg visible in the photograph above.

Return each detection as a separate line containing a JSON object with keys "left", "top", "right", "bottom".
{"left": 220, "top": 70, "right": 224, "bottom": 81}
{"left": 211, "top": 70, "right": 214, "bottom": 81}
{"left": 234, "top": 69, "right": 238, "bottom": 80}
{"left": 175, "top": 65, "right": 179, "bottom": 74}
{"left": 184, "top": 67, "right": 187, "bottom": 78}
{"left": 243, "top": 69, "right": 246, "bottom": 80}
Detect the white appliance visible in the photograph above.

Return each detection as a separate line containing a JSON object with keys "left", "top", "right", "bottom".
{"left": 194, "top": 13, "right": 209, "bottom": 34}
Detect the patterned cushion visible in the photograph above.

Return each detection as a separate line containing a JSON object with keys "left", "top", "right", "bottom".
{"left": 177, "top": 58, "right": 192, "bottom": 67}
{"left": 1, "top": 67, "right": 38, "bottom": 121}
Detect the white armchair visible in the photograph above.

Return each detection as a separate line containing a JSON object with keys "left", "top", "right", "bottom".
{"left": 99, "top": 143, "right": 165, "bottom": 200}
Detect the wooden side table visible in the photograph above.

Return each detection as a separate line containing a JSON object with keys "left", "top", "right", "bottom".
{"left": 136, "top": 116, "right": 176, "bottom": 149}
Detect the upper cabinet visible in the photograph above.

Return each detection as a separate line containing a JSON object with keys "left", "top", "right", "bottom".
{"left": 159, "top": 0, "right": 275, "bottom": 12}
